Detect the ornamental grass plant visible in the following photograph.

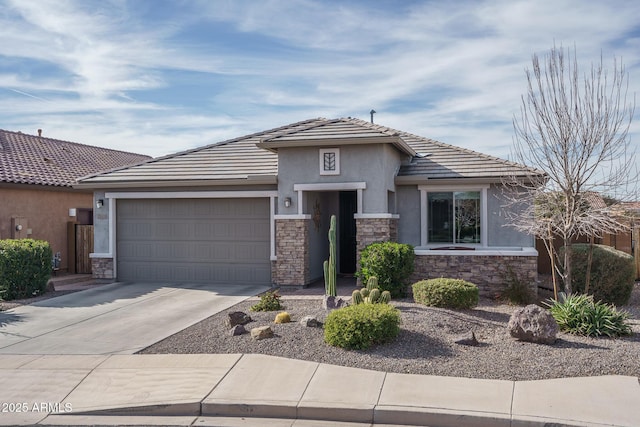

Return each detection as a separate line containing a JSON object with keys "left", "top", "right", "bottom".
{"left": 544, "top": 293, "right": 632, "bottom": 338}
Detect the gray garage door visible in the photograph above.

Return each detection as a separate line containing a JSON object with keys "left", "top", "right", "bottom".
{"left": 116, "top": 198, "right": 271, "bottom": 284}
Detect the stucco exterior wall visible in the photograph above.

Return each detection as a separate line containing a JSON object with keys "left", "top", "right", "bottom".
{"left": 487, "top": 185, "right": 534, "bottom": 247}
{"left": 277, "top": 144, "right": 404, "bottom": 214}
{"left": 395, "top": 183, "right": 534, "bottom": 248}
{"left": 0, "top": 185, "right": 93, "bottom": 272}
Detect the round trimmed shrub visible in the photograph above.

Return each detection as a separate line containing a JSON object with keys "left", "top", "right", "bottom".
{"left": 412, "top": 278, "right": 479, "bottom": 309}
{"left": 357, "top": 242, "right": 415, "bottom": 298}
{"left": 324, "top": 303, "right": 400, "bottom": 350}
{"left": 565, "top": 244, "right": 635, "bottom": 306}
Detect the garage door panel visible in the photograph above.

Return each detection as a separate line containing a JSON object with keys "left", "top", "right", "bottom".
{"left": 117, "top": 198, "right": 271, "bottom": 284}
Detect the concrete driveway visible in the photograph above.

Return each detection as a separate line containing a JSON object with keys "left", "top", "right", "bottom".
{"left": 0, "top": 282, "right": 269, "bottom": 355}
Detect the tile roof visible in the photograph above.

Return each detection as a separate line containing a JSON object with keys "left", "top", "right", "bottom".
{"left": 78, "top": 117, "right": 540, "bottom": 186}
{"left": 0, "top": 129, "right": 151, "bottom": 188}
{"left": 581, "top": 192, "right": 608, "bottom": 210}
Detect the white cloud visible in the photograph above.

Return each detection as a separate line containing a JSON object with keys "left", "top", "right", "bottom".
{"left": 0, "top": 0, "right": 637, "bottom": 170}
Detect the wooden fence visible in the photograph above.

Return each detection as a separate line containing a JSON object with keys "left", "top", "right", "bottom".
{"left": 75, "top": 225, "right": 94, "bottom": 274}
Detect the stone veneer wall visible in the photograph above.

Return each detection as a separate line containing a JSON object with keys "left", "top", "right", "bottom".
{"left": 410, "top": 254, "right": 538, "bottom": 298}
{"left": 274, "top": 218, "right": 310, "bottom": 286}
{"left": 91, "top": 257, "right": 114, "bottom": 279}
{"left": 355, "top": 217, "right": 398, "bottom": 284}
{"left": 355, "top": 217, "right": 398, "bottom": 254}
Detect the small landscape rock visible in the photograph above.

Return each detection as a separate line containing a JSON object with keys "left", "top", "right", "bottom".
{"left": 508, "top": 304, "right": 558, "bottom": 345}
{"left": 251, "top": 325, "right": 274, "bottom": 340}
{"left": 46, "top": 280, "right": 55, "bottom": 292}
{"left": 229, "top": 325, "right": 246, "bottom": 336}
{"left": 300, "top": 315, "right": 320, "bottom": 327}
{"left": 226, "top": 311, "right": 252, "bottom": 327}
{"left": 322, "top": 295, "right": 346, "bottom": 310}
{"left": 454, "top": 331, "right": 479, "bottom": 346}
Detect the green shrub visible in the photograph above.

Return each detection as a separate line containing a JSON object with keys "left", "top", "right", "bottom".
{"left": 499, "top": 263, "right": 536, "bottom": 305}
{"left": 357, "top": 242, "right": 415, "bottom": 297}
{"left": 544, "top": 293, "right": 632, "bottom": 337}
{"left": 564, "top": 244, "right": 634, "bottom": 306}
{"left": 250, "top": 291, "right": 283, "bottom": 311}
{"left": 324, "top": 303, "right": 401, "bottom": 350}
{"left": 412, "top": 278, "right": 479, "bottom": 309}
{"left": 0, "top": 239, "right": 52, "bottom": 300}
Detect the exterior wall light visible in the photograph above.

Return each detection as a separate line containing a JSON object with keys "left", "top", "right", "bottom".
{"left": 284, "top": 197, "right": 291, "bottom": 208}
{"left": 96, "top": 199, "right": 104, "bottom": 209}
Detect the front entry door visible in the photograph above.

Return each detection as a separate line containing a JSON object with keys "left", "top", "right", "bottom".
{"left": 339, "top": 191, "right": 357, "bottom": 274}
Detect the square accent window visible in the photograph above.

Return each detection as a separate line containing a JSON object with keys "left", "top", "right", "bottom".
{"left": 319, "top": 148, "right": 340, "bottom": 175}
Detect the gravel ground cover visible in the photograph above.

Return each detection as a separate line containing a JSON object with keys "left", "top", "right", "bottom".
{"left": 140, "top": 284, "right": 640, "bottom": 381}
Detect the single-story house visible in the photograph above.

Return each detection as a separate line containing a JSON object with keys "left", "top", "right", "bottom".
{"left": 76, "top": 117, "right": 541, "bottom": 295}
{"left": 0, "top": 129, "right": 150, "bottom": 274}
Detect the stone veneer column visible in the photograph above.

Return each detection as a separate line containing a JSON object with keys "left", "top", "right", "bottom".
{"left": 274, "top": 217, "right": 310, "bottom": 286}
{"left": 355, "top": 216, "right": 399, "bottom": 273}
{"left": 91, "top": 257, "right": 114, "bottom": 279}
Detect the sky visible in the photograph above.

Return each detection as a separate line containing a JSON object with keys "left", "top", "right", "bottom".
{"left": 1, "top": 0, "right": 639, "bottom": 165}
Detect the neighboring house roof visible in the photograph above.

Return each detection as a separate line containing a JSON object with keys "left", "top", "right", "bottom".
{"left": 0, "top": 129, "right": 151, "bottom": 188}
{"left": 77, "top": 117, "right": 540, "bottom": 187}
{"left": 581, "top": 191, "right": 608, "bottom": 210}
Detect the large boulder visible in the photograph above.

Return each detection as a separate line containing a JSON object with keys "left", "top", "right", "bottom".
{"left": 300, "top": 315, "right": 321, "bottom": 327}
{"left": 226, "top": 311, "right": 252, "bottom": 327}
{"left": 508, "top": 304, "right": 558, "bottom": 345}
{"left": 322, "top": 295, "right": 347, "bottom": 310}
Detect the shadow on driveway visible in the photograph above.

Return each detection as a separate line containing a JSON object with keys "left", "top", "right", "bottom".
{"left": 0, "top": 311, "right": 22, "bottom": 328}
{"left": 32, "top": 281, "right": 266, "bottom": 309}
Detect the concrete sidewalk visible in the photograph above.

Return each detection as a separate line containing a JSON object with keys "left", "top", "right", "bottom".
{"left": 1, "top": 354, "right": 638, "bottom": 427}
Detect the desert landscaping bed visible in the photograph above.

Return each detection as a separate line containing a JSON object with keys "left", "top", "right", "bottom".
{"left": 140, "top": 284, "right": 640, "bottom": 381}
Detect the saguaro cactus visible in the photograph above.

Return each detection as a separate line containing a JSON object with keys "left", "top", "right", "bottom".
{"left": 323, "top": 215, "right": 337, "bottom": 296}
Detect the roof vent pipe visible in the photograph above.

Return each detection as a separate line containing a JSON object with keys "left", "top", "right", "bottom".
{"left": 37, "top": 129, "right": 42, "bottom": 137}
{"left": 370, "top": 109, "right": 376, "bottom": 124}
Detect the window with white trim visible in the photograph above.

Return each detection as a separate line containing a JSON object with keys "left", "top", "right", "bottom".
{"left": 319, "top": 148, "right": 340, "bottom": 175}
{"left": 420, "top": 186, "right": 487, "bottom": 246}
{"left": 428, "top": 191, "right": 480, "bottom": 243}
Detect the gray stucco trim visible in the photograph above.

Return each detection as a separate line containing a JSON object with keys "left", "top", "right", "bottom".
{"left": 415, "top": 247, "right": 538, "bottom": 256}
{"left": 105, "top": 190, "right": 278, "bottom": 199}
{"left": 292, "top": 182, "right": 366, "bottom": 215}
{"left": 354, "top": 213, "right": 399, "bottom": 219}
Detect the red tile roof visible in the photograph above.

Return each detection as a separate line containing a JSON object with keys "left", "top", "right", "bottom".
{"left": 582, "top": 191, "right": 607, "bottom": 210}
{"left": 0, "top": 129, "right": 151, "bottom": 188}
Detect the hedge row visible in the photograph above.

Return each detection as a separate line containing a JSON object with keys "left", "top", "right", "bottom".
{"left": 0, "top": 239, "right": 52, "bottom": 300}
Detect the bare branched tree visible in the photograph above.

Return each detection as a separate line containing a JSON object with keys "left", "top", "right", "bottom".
{"left": 504, "top": 45, "right": 636, "bottom": 294}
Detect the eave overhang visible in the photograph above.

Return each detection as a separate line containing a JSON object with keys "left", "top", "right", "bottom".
{"left": 257, "top": 135, "right": 417, "bottom": 157}
{"left": 73, "top": 175, "right": 278, "bottom": 190}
